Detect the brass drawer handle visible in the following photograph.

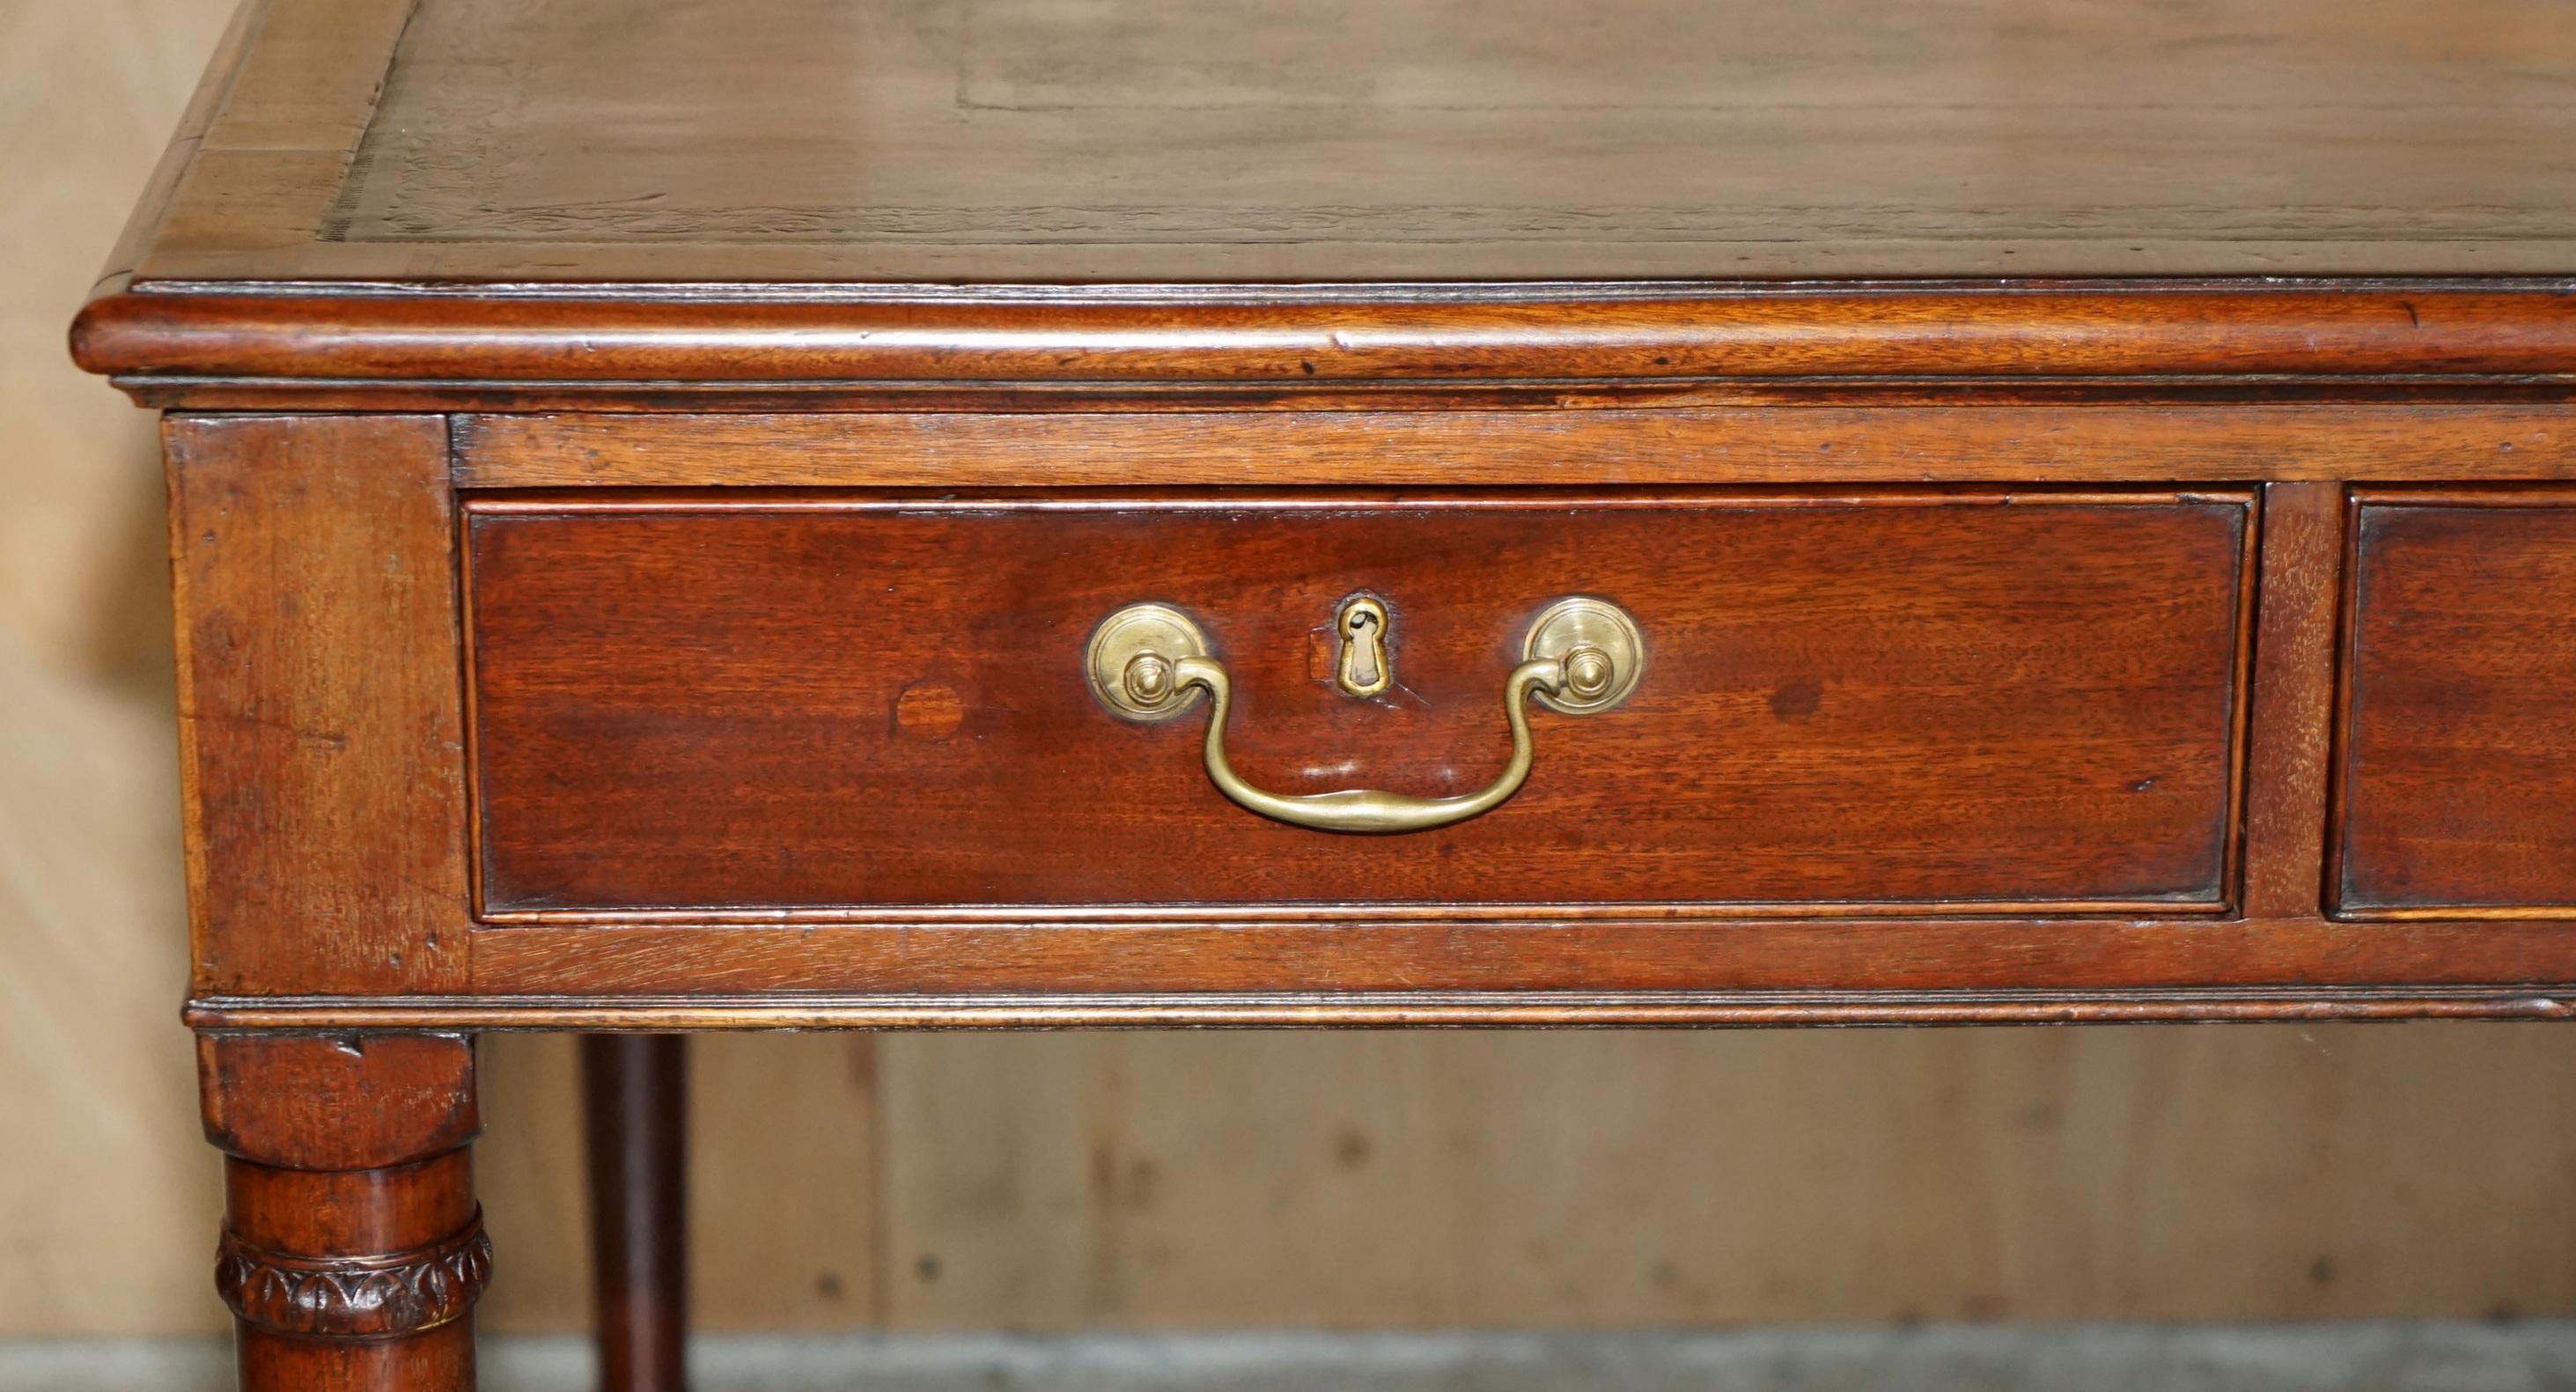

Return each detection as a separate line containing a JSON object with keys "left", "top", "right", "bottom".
{"left": 1086, "top": 597, "right": 1642, "bottom": 834}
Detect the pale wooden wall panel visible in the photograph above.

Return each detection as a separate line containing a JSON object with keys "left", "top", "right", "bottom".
{"left": 475, "top": 1034, "right": 881, "bottom": 1334}
{"left": 878, "top": 1027, "right": 2576, "bottom": 1329}
{"left": 686, "top": 1035, "right": 882, "bottom": 1329}
{"left": 473, "top": 1036, "right": 593, "bottom": 1334}
{"left": 0, "top": 0, "right": 239, "bottom": 1337}
{"left": 0, "top": 630, "right": 220, "bottom": 1334}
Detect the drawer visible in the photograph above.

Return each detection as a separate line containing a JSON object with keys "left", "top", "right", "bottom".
{"left": 463, "top": 490, "right": 2254, "bottom": 919}
{"left": 2337, "top": 491, "right": 2576, "bottom": 916}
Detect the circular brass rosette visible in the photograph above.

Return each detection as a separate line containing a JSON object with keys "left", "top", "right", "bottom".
{"left": 1522, "top": 595, "right": 1645, "bottom": 714}
{"left": 1086, "top": 602, "right": 1211, "bottom": 721}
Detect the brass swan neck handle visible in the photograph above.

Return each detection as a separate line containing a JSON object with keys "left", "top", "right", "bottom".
{"left": 1087, "top": 598, "right": 1642, "bottom": 835}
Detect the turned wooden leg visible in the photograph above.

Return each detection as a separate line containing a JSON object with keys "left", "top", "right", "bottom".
{"left": 583, "top": 1035, "right": 690, "bottom": 1392}
{"left": 201, "top": 1033, "right": 487, "bottom": 1392}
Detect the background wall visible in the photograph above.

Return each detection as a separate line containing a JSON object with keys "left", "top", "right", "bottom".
{"left": 7, "top": 0, "right": 2576, "bottom": 1339}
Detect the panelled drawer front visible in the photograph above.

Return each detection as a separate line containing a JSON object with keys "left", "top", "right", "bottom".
{"left": 464, "top": 491, "right": 2252, "bottom": 918}
{"left": 2338, "top": 491, "right": 2576, "bottom": 916}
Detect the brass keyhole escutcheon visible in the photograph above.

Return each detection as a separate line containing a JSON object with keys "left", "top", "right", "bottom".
{"left": 1336, "top": 595, "right": 1392, "bottom": 698}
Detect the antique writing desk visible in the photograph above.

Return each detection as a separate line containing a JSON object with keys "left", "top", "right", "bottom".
{"left": 70, "top": 0, "right": 2576, "bottom": 1387}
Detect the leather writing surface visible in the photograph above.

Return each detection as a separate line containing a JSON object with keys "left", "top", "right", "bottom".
{"left": 307, "top": 0, "right": 2576, "bottom": 279}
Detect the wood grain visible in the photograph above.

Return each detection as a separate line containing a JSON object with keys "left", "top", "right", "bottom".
{"left": 89, "top": 0, "right": 264, "bottom": 298}
{"left": 464, "top": 492, "right": 2249, "bottom": 917}
{"left": 166, "top": 415, "right": 472, "bottom": 997}
{"left": 472, "top": 1033, "right": 881, "bottom": 1336}
{"left": 71, "top": 288, "right": 2576, "bottom": 402}
{"left": 487, "top": 1027, "right": 2576, "bottom": 1331}
{"left": 120, "top": 0, "right": 410, "bottom": 270}
{"left": 200, "top": 1032, "right": 480, "bottom": 1172}
{"left": 2239, "top": 483, "right": 2343, "bottom": 919}
{"left": 187, "top": 986, "right": 2576, "bottom": 1031}
{"left": 582, "top": 1035, "right": 688, "bottom": 1392}
{"left": 104, "top": 0, "right": 2576, "bottom": 282}
{"left": 201, "top": 1032, "right": 483, "bottom": 1392}
{"left": 76, "top": 0, "right": 2576, "bottom": 407}
{"left": 442, "top": 916, "right": 2576, "bottom": 1003}
{"left": 2337, "top": 491, "right": 2576, "bottom": 913}
{"left": 113, "top": 379, "right": 2576, "bottom": 416}
{"left": 456, "top": 407, "right": 2576, "bottom": 490}
{"left": 878, "top": 1026, "right": 2576, "bottom": 1328}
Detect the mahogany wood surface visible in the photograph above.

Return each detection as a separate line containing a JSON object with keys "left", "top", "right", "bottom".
{"left": 85, "top": 4, "right": 2576, "bottom": 1029}
{"left": 453, "top": 407, "right": 2576, "bottom": 489}
{"left": 69, "top": 287, "right": 2576, "bottom": 409}
{"left": 201, "top": 1034, "right": 487, "bottom": 1392}
{"left": 581, "top": 1036, "right": 688, "bottom": 1392}
{"left": 123, "top": 423, "right": 2576, "bottom": 1027}
{"left": 2238, "top": 483, "right": 2344, "bottom": 922}
{"left": 176, "top": 988, "right": 2576, "bottom": 1032}
{"left": 2337, "top": 490, "right": 2576, "bottom": 915}
{"left": 165, "top": 415, "right": 470, "bottom": 997}
{"left": 464, "top": 491, "right": 2250, "bottom": 917}
{"left": 446, "top": 915, "right": 2576, "bottom": 1003}
{"left": 106, "top": 374, "right": 2576, "bottom": 417}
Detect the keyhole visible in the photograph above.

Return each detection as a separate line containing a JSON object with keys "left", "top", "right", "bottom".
{"left": 1336, "top": 596, "right": 1392, "bottom": 698}
{"left": 1345, "top": 612, "right": 1380, "bottom": 687}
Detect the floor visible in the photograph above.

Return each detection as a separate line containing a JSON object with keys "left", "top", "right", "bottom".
{"left": 6, "top": 1324, "right": 2575, "bottom": 1391}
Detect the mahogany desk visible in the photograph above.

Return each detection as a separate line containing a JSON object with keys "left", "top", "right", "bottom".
{"left": 72, "top": 0, "right": 2576, "bottom": 1387}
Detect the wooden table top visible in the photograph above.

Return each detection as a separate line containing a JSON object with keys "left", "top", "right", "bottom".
{"left": 122, "top": 0, "right": 2576, "bottom": 285}
{"left": 70, "top": 0, "right": 2576, "bottom": 405}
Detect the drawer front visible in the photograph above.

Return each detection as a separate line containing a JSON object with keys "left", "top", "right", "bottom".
{"left": 465, "top": 491, "right": 2253, "bottom": 918}
{"left": 2338, "top": 493, "right": 2576, "bottom": 915}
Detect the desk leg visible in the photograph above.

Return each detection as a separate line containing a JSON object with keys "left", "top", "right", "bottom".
{"left": 583, "top": 1035, "right": 689, "bottom": 1392}
{"left": 200, "top": 1033, "right": 487, "bottom": 1392}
